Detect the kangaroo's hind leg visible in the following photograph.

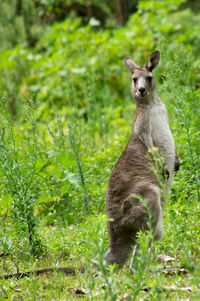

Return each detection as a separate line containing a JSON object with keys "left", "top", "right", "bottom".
{"left": 106, "top": 222, "right": 134, "bottom": 269}
{"left": 121, "top": 183, "right": 163, "bottom": 270}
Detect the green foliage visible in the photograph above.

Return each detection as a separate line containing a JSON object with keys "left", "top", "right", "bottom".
{"left": 1, "top": 0, "right": 200, "bottom": 122}
{"left": 0, "top": 0, "right": 200, "bottom": 299}
{"left": 0, "top": 0, "right": 42, "bottom": 50}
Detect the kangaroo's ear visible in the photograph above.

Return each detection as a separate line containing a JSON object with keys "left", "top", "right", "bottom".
{"left": 144, "top": 50, "right": 160, "bottom": 72}
{"left": 124, "top": 56, "right": 140, "bottom": 73}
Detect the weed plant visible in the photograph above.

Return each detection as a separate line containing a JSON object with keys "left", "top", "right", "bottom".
{"left": 68, "top": 122, "right": 89, "bottom": 214}
{"left": 0, "top": 98, "right": 43, "bottom": 257}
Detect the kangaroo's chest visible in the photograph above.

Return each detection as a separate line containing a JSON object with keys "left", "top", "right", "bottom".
{"left": 149, "top": 103, "right": 175, "bottom": 170}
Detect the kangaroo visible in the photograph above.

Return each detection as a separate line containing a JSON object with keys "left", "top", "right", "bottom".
{"left": 106, "top": 50, "right": 180, "bottom": 269}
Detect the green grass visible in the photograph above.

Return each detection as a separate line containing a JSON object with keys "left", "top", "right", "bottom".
{"left": 1, "top": 214, "right": 200, "bottom": 300}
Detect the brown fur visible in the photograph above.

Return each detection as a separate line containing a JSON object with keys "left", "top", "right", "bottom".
{"left": 106, "top": 133, "right": 160, "bottom": 266}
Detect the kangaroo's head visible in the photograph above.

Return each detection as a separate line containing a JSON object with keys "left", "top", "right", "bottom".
{"left": 124, "top": 51, "right": 160, "bottom": 102}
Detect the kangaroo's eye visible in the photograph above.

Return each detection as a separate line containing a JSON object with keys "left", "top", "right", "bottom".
{"left": 146, "top": 76, "right": 152, "bottom": 82}
{"left": 133, "top": 77, "right": 137, "bottom": 84}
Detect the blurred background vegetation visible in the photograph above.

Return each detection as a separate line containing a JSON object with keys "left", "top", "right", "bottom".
{"left": 0, "top": 1, "right": 199, "bottom": 297}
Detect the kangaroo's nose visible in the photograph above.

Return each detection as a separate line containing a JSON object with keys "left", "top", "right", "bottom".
{"left": 138, "top": 87, "right": 146, "bottom": 95}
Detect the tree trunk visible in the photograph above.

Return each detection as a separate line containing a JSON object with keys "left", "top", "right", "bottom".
{"left": 115, "top": 0, "right": 124, "bottom": 26}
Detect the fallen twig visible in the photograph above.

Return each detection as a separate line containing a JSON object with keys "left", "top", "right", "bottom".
{"left": 0, "top": 267, "right": 85, "bottom": 280}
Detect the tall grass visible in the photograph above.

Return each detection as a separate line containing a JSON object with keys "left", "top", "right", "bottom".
{"left": 68, "top": 122, "right": 89, "bottom": 214}
{"left": 0, "top": 98, "right": 43, "bottom": 257}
